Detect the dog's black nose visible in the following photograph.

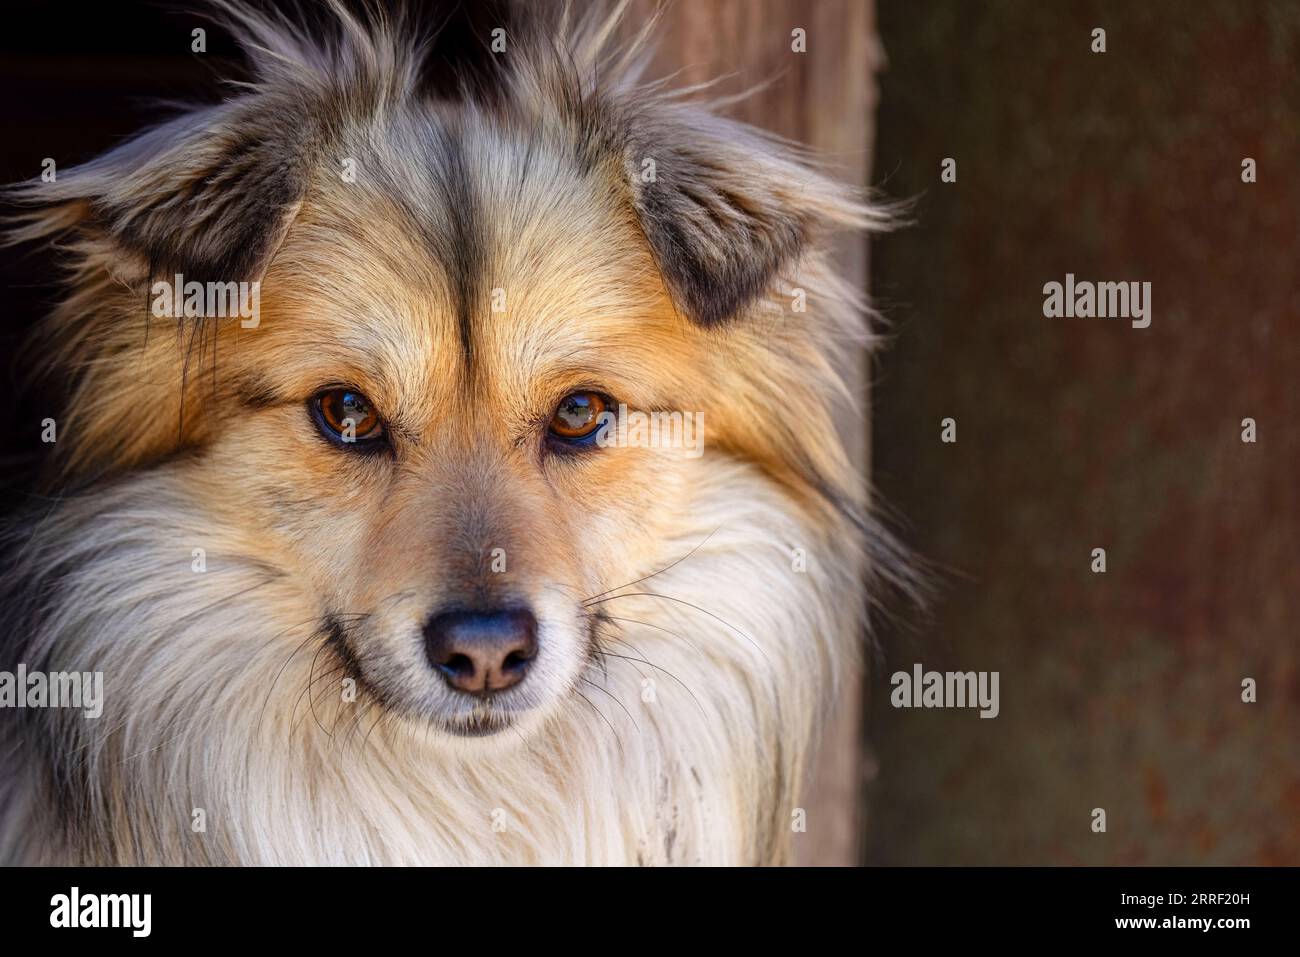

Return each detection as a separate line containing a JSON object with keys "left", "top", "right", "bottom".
{"left": 423, "top": 608, "right": 537, "bottom": 696}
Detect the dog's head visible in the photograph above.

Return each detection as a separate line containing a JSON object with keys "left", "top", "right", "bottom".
{"left": 10, "top": 2, "right": 888, "bottom": 743}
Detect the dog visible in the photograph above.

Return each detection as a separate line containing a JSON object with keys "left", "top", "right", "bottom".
{"left": 0, "top": 0, "right": 903, "bottom": 865}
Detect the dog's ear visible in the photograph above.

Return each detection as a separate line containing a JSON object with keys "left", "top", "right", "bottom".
{"left": 11, "top": 96, "right": 312, "bottom": 285}
{"left": 622, "top": 106, "right": 869, "bottom": 328}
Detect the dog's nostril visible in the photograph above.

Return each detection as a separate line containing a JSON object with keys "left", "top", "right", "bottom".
{"left": 423, "top": 608, "right": 538, "bottom": 696}
{"left": 443, "top": 653, "right": 477, "bottom": 681}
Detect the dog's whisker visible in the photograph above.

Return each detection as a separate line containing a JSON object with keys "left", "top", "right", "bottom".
{"left": 294, "top": 615, "right": 374, "bottom": 738}
{"left": 590, "top": 647, "right": 613, "bottom": 684}
{"left": 304, "top": 639, "right": 340, "bottom": 738}
{"left": 578, "top": 675, "right": 640, "bottom": 734}
{"left": 570, "top": 689, "right": 623, "bottom": 752}
{"left": 583, "top": 591, "right": 770, "bottom": 664}
{"left": 581, "top": 527, "right": 722, "bottom": 605}
{"left": 584, "top": 611, "right": 709, "bottom": 660}
{"left": 359, "top": 703, "right": 395, "bottom": 753}
{"left": 289, "top": 640, "right": 336, "bottom": 738}
{"left": 306, "top": 663, "right": 351, "bottom": 737}
{"left": 591, "top": 645, "right": 707, "bottom": 720}
{"left": 254, "top": 613, "right": 364, "bottom": 736}
{"left": 584, "top": 614, "right": 711, "bottom": 715}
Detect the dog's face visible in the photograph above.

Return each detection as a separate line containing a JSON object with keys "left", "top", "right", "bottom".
{"left": 15, "top": 7, "right": 873, "bottom": 747}
{"left": 208, "top": 119, "right": 715, "bottom": 739}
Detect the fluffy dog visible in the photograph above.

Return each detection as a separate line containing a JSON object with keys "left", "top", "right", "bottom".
{"left": 0, "top": 0, "right": 901, "bottom": 865}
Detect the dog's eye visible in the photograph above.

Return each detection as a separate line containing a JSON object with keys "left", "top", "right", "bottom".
{"left": 312, "top": 388, "right": 385, "bottom": 447}
{"left": 549, "top": 392, "right": 607, "bottom": 442}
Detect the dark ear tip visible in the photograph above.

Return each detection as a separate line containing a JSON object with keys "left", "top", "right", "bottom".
{"left": 627, "top": 128, "right": 816, "bottom": 328}
{"left": 646, "top": 220, "right": 807, "bottom": 329}
{"left": 677, "top": 282, "right": 767, "bottom": 328}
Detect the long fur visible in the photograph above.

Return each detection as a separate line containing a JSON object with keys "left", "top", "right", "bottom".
{"left": 0, "top": 0, "right": 905, "bottom": 865}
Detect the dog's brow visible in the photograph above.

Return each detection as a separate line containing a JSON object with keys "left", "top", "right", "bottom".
{"left": 236, "top": 374, "right": 284, "bottom": 409}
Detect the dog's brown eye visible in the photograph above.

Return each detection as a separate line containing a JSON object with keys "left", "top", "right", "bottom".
{"left": 313, "top": 388, "right": 385, "bottom": 446}
{"left": 549, "top": 392, "right": 607, "bottom": 441}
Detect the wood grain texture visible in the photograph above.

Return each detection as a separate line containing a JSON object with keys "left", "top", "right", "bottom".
{"left": 621, "top": 0, "right": 881, "bottom": 866}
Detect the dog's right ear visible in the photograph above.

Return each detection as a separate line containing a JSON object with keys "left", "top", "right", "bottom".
{"left": 9, "top": 95, "right": 314, "bottom": 285}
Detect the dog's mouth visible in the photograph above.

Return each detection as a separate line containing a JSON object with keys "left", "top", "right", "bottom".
{"left": 440, "top": 710, "right": 515, "bottom": 738}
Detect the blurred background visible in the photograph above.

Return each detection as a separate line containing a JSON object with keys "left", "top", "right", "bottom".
{"left": 867, "top": 0, "right": 1300, "bottom": 864}
{"left": 2, "top": 0, "right": 1296, "bottom": 865}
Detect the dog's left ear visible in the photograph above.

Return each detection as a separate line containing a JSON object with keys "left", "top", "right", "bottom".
{"left": 622, "top": 105, "right": 866, "bottom": 328}
{"left": 11, "top": 97, "right": 312, "bottom": 285}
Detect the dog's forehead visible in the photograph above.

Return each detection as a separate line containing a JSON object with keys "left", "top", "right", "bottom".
{"left": 261, "top": 115, "right": 680, "bottom": 412}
